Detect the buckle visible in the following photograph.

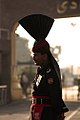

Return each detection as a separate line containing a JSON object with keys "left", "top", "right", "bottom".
{"left": 32, "top": 98, "right": 36, "bottom": 104}
{"left": 32, "top": 98, "right": 49, "bottom": 104}
{"left": 41, "top": 98, "right": 43, "bottom": 104}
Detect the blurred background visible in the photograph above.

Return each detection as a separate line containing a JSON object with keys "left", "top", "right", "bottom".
{"left": 0, "top": 0, "right": 80, "bottom": 120}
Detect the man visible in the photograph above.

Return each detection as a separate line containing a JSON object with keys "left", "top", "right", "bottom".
{"left": 30, "top": 40, "right": 69, "bottom": 120}
{"left": 20, "top": 72, "right": 29, "bottom": 98}
{"left": 19, "top": 14, "right": 69, "bottom": 120}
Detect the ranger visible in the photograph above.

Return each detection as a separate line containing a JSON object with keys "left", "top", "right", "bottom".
{"left": 30, "top": 40, "right": 69, "bottom": 120}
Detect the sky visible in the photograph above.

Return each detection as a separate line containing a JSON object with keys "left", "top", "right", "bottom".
{"left": 15, "top": 16, "right": 80, "bottom": 68}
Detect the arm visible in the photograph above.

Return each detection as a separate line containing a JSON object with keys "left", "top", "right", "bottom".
{"left": 46, "top": 69, "right": 69, "bottom": 115}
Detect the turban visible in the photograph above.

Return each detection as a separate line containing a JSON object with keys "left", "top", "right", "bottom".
{"left": 32, "top": 40, "right": 50, "bottom": 54}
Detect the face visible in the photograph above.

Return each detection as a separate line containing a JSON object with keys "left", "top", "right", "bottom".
{"left": 32, "top": 52, "right": 47, "bottom": 66}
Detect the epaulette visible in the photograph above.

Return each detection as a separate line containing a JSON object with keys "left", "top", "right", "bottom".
{"left": 46, "top": 69, "right": 51, "bottom": 73}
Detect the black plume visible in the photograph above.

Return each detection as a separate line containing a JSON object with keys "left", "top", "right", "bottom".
{"left": 19, "top": 14, "right": 54, "bottom": 41}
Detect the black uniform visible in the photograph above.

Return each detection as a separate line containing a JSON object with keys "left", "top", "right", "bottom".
{"left": 19, "top": 14, "right": 69, "bottom": 120}
{"left": 31, "top": 57, "right": 69, "bottom": 120}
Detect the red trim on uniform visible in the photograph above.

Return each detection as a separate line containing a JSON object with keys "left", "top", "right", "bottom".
{"left": 31, "top": 104, "right": 50, "bottom": 120}
{"left": 31, "top": 103, "right": 51, "bottom": 107}
{"left": 32, "top": 96, "right": 49, "bottom": 98}
{"left": 31, "top": 96, "right": 51, "bottom": 120}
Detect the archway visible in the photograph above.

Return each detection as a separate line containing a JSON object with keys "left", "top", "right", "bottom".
{"left": 11, "top": 20, "right": 35, "bottom": 100}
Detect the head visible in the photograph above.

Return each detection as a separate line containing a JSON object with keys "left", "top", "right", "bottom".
{"left": 32, "top": 40, "right": 51, "bottom": 66}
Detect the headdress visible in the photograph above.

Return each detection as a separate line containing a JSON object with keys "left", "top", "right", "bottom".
{"left": 19, "top": 14, "right": 54, "bottom": 41}
{"left": 19, "top": 14, "right": 61, "bottom": 81}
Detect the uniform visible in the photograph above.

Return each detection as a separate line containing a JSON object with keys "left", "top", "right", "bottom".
{"left": 19, "top": 14, "right": 69, "bottom": 120}
{"left": 30, "top": 56, "right": 69, "bottom": 120}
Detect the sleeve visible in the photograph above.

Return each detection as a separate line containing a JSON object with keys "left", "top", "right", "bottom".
{"left": 61, "top": 99, "right": 69, "bottom": 113}
{"left": 46, "top": 70, "right": 69, "bottom": 114}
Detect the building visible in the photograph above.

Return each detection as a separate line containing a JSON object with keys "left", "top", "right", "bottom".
{"left": 0, "top": 0, "right": 80, "bottom": 104}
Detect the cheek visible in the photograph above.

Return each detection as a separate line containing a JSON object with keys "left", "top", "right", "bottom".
{"left": 33, "top": 56, "right": 39, "bottom": 61}
{"left": 39, "top": 57, "right": 44, "bottom": 64}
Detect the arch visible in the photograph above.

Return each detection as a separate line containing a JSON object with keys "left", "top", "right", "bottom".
{"left": 11, "top": 22, "right": 20, "bottom": 100}
{"left": 1, "top": 0, "right": 80, "bottom": 103}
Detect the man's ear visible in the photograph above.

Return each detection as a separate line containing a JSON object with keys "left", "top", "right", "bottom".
{"left": 42, "top": 54, "right": 48, "bottom": 60}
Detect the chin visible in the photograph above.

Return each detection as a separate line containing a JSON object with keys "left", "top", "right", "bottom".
{"left": 35, "top": 63, "right": 39, "bottom": 66}
{"left": 34, "top": 62, "right": 40, "bottom": 66}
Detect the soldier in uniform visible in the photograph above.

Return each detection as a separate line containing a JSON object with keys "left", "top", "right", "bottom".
{"left": 30, "top": 40, "right": 69, "bottom": 120}
{"left": 19, "top": 14, "right": 69, "bottom": 120}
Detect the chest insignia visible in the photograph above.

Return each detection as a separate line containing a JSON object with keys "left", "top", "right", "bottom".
{"left": 36, "top": 75, "right": 42, "bottom": 86}
{"left": 48, "top": 78, "right": 54, "bottom": 84}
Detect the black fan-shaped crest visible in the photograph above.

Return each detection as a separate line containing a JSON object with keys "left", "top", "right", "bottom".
{"left": 19, "top": 14, "right": 54, "bottom": 41}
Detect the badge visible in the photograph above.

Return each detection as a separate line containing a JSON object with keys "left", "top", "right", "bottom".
{"left": 48, "top": 78, "right": 54, "bottom": 84}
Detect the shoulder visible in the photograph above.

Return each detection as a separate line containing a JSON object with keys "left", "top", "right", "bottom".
{"left": 46, "top": 68, "right": 55, "bottom": 77}
{"left": 46, "top": 68, "right": 56, "bottom": 85}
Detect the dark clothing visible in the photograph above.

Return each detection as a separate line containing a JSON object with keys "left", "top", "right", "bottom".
{"left": 31, "top": 58, "right": 69, "bottom": 120}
